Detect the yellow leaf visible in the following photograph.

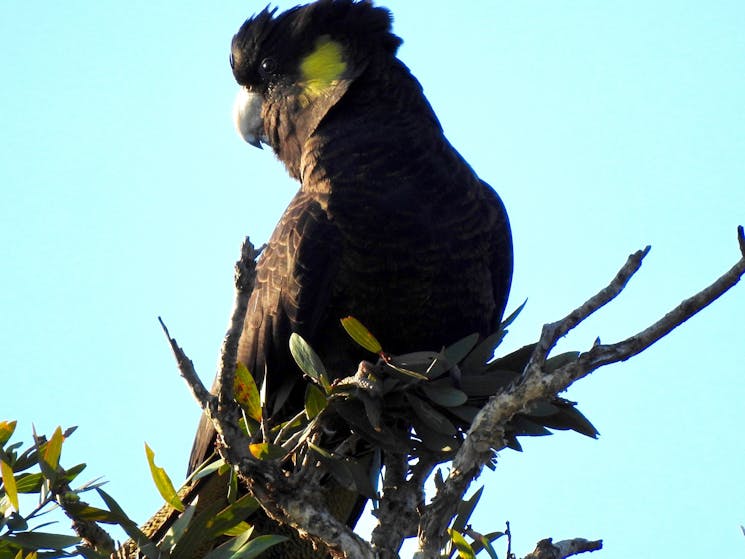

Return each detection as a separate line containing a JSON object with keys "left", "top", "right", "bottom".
{"left": 1, "top": 458, "right": 18, "bottom": 511}
{"left": 340, "top": 316, "right": 382, "bottom": 353}
{"left": 0, "top": 420, "right": 17, "bottom": 446}
{"left": 144, "top": 443, "right": 184, "bottom": 511}
{"left": 42, "top": 426, "right": 64, "bottom": 471}
{"left": 234, "top": 363, "right": 262, "bottom": 422}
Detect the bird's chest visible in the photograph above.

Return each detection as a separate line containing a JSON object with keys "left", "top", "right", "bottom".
{"left": 324, "top": 188, "right": 491, "bottom": 352}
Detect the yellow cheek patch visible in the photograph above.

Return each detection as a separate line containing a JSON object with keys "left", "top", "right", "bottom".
{"left": 299, "top": 35, "right": 347, "bottom": 100}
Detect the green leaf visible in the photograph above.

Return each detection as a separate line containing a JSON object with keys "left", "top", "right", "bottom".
{"left": 340, "top": 316, "right": 382, "bottom": 353}
{"left": 205, "top": 533, "right": 289, "bottom": 559}
{"left": 171, "top": 500, "right": 225, "bottom": 559}
{"left": 461, "top": 331, "right": 507, "bottom": 373}
{"left": 487, "top": 343, "right": 535, "bottom": 374}
{"left": 308, "top": 443, "right": 355, "bottom": 491}
{"left": 544, "top": 351, "right": 580, "bottom": 371}
{"left": 66, "top": 503, "right": 121, "bottom": 524}
{"left": 407, "top": 395, "right": 456, "bottom": 435}
{"left": 421, "top": 383, "right": 468, "bottom": 408}
{"left": 0, "top": 421, "right": 17, "bottom": 446}
{"left": 230, "top": 535, "right": 289, "bottom": 559}
{"left": 96, "top": 488, "right": 161, "bottom": 559}
{"left": 191, "top": 458, "right": 226, "bottom": 481}
{"left": 6, "top": 511, "right": 28, "bottom": 532}
{"left": 1, "top": 459, "right": 18, "bottom": 511}
{"left": 304, "top": 384, "right": 327, "bottom": 420}
{"left": 222, "top": 521, "right": 252, "bottom": 538}
{"left": 203, "top": 528, "right": 253, "bottom": 559}
{"left": 389, "top": 351, "right": 443, "bottom": 376}
{"left": 459, "top": 370, "right": 516, "bottom": 397}
{"left": 248, "top": 443, "right": 285, "bottom": 461}
{"left": 0, "top": 532, "right": 81, "bottom": 550}
{"left": 444, "top": 333, "right": 480, "bottom": 366}
{"left": 510, "top": 416, "right": 552, "bottom": 437}
{"left": 205, "top": 494, "right": 260, "bottom": 540}
{"left": 452, "top": 487, "right": 483, "bottom": 534}
{"left": 500, "top": 298, "right": 527, "bottom": 329}
{"left": 289, "top": 333, "right": 330, "bottom": 391}
{"left": 234, "top": 364, "right": 262, "bottom": 422}
{"left": 144, "top": 443, "right": 184, "bottom": 512}
{"left": 466, "top": 529, "right": 504, "bottom": 559}
{"left": 448, "top": 529, "right": 476, "bottom": 559}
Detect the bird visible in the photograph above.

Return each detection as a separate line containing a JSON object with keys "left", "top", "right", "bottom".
{"left": 187, "top": 0, "right": 513, "bottom": 556}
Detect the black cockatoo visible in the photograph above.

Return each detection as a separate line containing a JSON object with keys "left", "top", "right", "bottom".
{"left": 188, "top": 1, "right": 513, "bottom": 556}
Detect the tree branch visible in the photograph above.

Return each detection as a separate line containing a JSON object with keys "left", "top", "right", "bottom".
{"left": 523, "top": 537, "right": 603, "bottom": 559}
{"left": 161, "top": 237, "right": 375, "bottom": 559}
{"left": 415, "top": 226, "right": 745, "bottom": 557}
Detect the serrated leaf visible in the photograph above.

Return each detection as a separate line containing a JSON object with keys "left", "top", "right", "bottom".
{"left": 248, "top": 443, "right": 284, "bottom": 461}
{"left": 234, "top": 364, "right": 262, "bottom": 422}
{"left": 289, "top": 333, "right": 330, "bottom": 390}
{"left": 304, "top": 384, "right": 327, "bottom": 420}
{"left": 0, "top": 421, "right": 17, "bottom": 446}
{"left": 448, "top": 529, "right": 476, "bottom": 559}
{"left": 340, "top": 316, "right": 382, "bottom": 353}
{"left": 65, "top": 503, "right": 121, "bottom": 524}
{"left": 0, "top": 532, "right": 81, "bottom": 550}
{"left": 1, "top": 459, "right": 18, "bottom": 511}
{"left": 144, "top": 443, "right": 184, "bottom": 512}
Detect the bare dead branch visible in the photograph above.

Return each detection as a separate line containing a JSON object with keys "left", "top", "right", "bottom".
{"left": 158, "top": 316, "right": 214, "bottom": 414}
{"left": 523, "top": 537, "right": 603, "bottom": 559}
{"left": 415, "top": 227, "right": 745, "bottom": 557}
{"left": 216, "top": 238, "right": 259, "bottom": 413}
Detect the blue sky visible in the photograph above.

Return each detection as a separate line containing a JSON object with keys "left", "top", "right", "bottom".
{"left": 2, "top": 1, "right": 744, "bottom": 557}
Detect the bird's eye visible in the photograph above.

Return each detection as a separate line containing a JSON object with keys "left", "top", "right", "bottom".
{"left": 229, "top": 52, "right": 235, "bottom": 69}
{"left": 259, "top": 57, "right": 277, "bottom": 77}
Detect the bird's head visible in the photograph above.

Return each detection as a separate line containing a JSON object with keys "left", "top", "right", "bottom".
{"left": 230, "top": 0, "right": 402, "bottom": 175}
